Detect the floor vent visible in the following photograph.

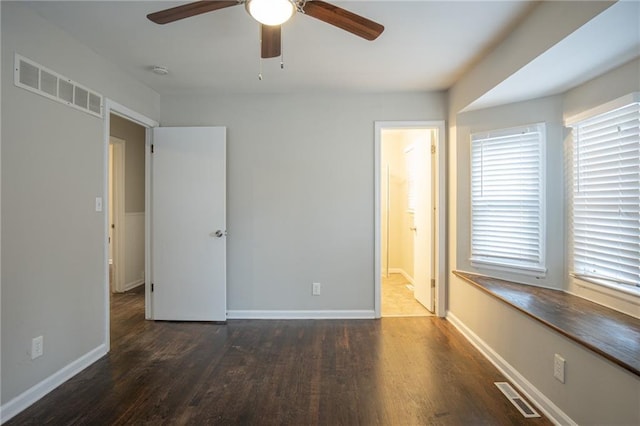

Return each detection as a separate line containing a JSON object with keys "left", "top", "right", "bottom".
{"left": 495, "top": 382, "right": 541, "bottom": 418}
{"left": 14, "top": 53, "right": 103, "bottom": 118}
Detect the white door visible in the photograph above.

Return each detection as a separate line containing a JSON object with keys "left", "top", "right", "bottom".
{"left": 412, "top": 132, "right": 433, "bottom": 312}
{"left": 151, "top": 127, "right": 226, "bottom": 321}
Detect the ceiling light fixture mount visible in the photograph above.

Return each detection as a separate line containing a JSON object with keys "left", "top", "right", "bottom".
{"left": 245, "top": 0, "right": 296, "bottom": 26}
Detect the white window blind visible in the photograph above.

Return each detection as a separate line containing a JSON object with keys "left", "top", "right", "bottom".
{"left": 570, "top": 98, "right": 640, "bottom": 288}
{"left": 470, "top": 124, "right": 546, "bottom": 274}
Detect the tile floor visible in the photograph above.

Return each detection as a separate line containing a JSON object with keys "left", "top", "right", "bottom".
{"left": 381, "top": 273, "right": 432, "bottom": 317}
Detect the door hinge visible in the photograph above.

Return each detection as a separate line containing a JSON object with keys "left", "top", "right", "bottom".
{"left": 431, "top": 145, "right": 436, "bottom": 154}
{"left": 431, "top": 279, "right": 436, "bottom": 288}
{"left": 151, "top": 144, "right": 154, "bottom": 153}
{"left": 151, "top": 283, "right": 154, "bottom": 292}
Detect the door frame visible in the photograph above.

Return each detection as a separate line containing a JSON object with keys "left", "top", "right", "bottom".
{"left": 103, "top": 99, "right": 158, "bottom": 351}
{"left": 109, "top": 136, "right": 126, "bottom": 293}
{"left": 374, "top": 120, "right": 446, "bottom": 318}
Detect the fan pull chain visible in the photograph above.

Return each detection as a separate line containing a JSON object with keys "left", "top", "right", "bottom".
{"left": 280, "top": 26, "right": 285, "bottom": 69}
{"left": 258, "top": 25, "right": 263, "bottom": 80}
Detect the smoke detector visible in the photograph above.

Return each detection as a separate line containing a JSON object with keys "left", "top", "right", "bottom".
{"left": 151, "top": 66, "right": 169, "bottom": 76}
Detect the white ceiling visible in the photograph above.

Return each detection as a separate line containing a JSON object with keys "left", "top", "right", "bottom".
{"left": 466, "top": 0, "right": 640, "bottom": 111}
{"left": 25, "top": 1, "right": 537, "bottom": 95}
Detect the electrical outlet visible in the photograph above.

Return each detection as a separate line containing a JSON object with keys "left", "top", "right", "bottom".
{"left": 31, "top": 336, "right": 43, "bottom": 360}
{"left": 554, "top": 354, "right": 565, "bottom": 383}
{"left": 312, "top": 282, "right": 321, "bottom": 296}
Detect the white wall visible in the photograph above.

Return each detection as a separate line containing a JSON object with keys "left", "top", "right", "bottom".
{"left": 0, "top": 3, "right": 3, "bottom": 409}
{"left": 123, "top": 213, "right": 145, "bottom": 290}
{"left": 161, "top": 92, "right": 445, "bottom": 313}
{"left": 110, "top": 114, "right": 146, "bottom": 214}
{"left": 449, "top": 1, "right": 613, "bottom": 114}
{"left": 563, "top": 58, "right": 639, "bottom": 120}
{"left": 381, "top": 130, "right": 413, "bottom": 277}
{"left": 1, "top": 1, "right": 159, "bottom": 410}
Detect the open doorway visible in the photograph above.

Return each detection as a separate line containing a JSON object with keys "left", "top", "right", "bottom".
{"left": 103, "top": 100, "right": 158, "bottom": 351}
{"left": 380, "top": 128, "right": 433, "bottom": 317}
{"left": 374, "top": 121, "right": 446, "bottom": 318}
{"left": 109, "top": 114, "right": 146, "bottom": 294}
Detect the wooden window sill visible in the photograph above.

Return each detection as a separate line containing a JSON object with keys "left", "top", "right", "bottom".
{"left": 452, "top": 271, "right": 640, "bottom": 377}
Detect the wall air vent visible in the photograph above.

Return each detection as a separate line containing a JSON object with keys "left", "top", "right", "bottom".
{"left": 14, "top": 53, "right": 103, "bottom": 118}
{"left": 495, "top": 382, "right": 541, "bottom": 418}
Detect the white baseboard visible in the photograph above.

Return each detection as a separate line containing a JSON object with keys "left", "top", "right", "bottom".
{"left": 0, "top": 344, "right": 107, "bottom": 424}
{"left": 388, "top": 268, "right": 415, "bottom": 285}
{"left": 446, "top": 312, "right": 575, "bottom": 426}
{"left": 226, "top": 310, "right": 376, "bottom": 320}
{"left": 123, "top": 279, "right": 144, "bottom": 292}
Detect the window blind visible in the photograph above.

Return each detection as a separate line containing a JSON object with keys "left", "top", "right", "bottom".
{"left": 570, "top": 100, "right": 640, "bottom": 288}
{"left": 470, "top": 124, "right": 545, "bottom": 273}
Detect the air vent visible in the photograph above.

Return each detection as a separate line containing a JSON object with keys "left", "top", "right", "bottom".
{"left": 495, "top": 382, "right": 541, "bottom": 418}
{"left": 14, "top": 54, "right": 103, "bottom": 118}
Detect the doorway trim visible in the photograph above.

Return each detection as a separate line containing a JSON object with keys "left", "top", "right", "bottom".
{"left": 374, "top": 120, "right": 446, "bottom": 318}
{"left": 109, "top": 136, "right": 126, "bottom": 293}
{"left": 103, "top": 99, "right": 158, "bottom": 352}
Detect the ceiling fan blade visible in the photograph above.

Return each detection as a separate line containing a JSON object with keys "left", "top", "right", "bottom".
{"left": 302, "top": 1, "right": 384, "bottom": 41}
{"left": 147, "top": 1, "right": 239, "bottom": 25}
{"left": 261, "top": 25, "right": 282, "bottom": 58}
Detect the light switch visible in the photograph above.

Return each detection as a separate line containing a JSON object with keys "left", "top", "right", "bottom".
{"left": 95, "top": 197, "right": 103, "bottom": 212}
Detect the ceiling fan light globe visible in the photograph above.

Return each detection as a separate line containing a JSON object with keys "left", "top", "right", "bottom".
{"left": 245, "top": 0, "right": 294, "bottom": 26}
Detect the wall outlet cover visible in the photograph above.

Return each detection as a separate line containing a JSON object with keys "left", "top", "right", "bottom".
{"left": 554, "top": 354, "right": 565, "bottom": 383}
{"left": 31, "top": 336, "right": 43, "bottom": 359}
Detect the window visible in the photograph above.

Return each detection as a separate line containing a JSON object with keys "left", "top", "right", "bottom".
{"left": 470, "top": 124, "right": 546, "bottom": 275}
{"left": 568, "top": 94, "right": 640, "bottom": 289}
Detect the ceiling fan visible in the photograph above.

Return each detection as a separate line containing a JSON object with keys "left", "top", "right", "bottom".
{"left": 147, "top": 0, "right": 385, "bottom": 59}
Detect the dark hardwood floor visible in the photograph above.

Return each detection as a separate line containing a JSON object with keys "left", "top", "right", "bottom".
{"left": 7, "top": 287, "right": 551, "bottom": 425}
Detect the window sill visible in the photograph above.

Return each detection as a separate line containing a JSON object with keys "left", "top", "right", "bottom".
{"left": 570, "top": 273, "right": 640, "bottom": 301}
{"left": 470, "top": 257, "right": 546, "bottom": 278}
{"left": 453, "top": 270, "right": 640, "bottom": 377}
